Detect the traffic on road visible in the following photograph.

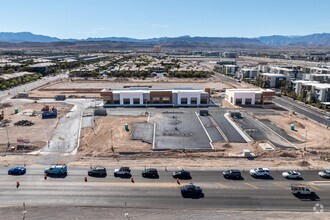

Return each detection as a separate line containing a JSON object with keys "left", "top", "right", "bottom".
{"left": 1, "top": 164, "right": 330, "bottom": 211}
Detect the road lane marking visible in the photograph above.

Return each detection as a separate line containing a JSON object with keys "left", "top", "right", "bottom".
{"left": 244, "top": 182, "right": 259, "bottom": 189}
{"left": 90, "top": 182, "right": 178, "bottom": 188}
{"left": 307, "top": 185, "right": 320, "bottom": 191}
{"left": 217, "top": 183, "right": 227, "bottom": 189}
{"left": 313, "top": 181, "right": 330, "bottom": 184}
{"left": 271, "top": 182, "right": 289, "bottom": 190}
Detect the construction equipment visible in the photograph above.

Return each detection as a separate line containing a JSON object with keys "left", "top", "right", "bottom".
{"left": 41, "top": 105, "right": 50, "bottom": 111}
{"left": 41, "top": 106, "right": 57, "bottom": 119}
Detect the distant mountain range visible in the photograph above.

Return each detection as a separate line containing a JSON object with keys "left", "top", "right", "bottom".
{"left": 0, "top": 32, "right": 330, "bottom": 46}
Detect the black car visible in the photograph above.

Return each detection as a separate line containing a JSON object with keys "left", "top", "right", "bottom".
{"left": 172, "top": 169, "right": 191, "bottom": 179}
{"left": 181, "top": 183, "right": 203, "bottom": 197}
{"left": 142, "top": 168, "right": 158, "bottom": 178}
{"left": 223, "top": 169, "right": 242, "bottom": 179}
{"left": 88, "top": 166, "right": 107, "bottom": 177}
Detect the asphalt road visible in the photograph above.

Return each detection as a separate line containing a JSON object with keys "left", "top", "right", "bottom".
{"left": 273, "top": 97, "right": 330, "bottom": 127}
{"left": 0, "top": 73, "right": 68, "bottom": 103}
{"left": 209, "top": 110, "right": 246, "bottom": 143}
{"left": 1, "top": 166, "right": 329, "bottom": 212}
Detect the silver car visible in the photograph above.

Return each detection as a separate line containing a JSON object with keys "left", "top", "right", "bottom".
{"left": 318, "top": 170, "right": 330, "bottom": 178}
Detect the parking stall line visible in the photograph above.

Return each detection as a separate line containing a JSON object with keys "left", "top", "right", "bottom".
{"left": 244, "top": 182, "right": 259, "bottom": 189}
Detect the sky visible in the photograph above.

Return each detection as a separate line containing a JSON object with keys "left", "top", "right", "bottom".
{"left": 1, "top": 0, "right": 330, "bottom": 39}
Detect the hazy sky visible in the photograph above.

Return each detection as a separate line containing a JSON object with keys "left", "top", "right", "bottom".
{"left": 1, "top": 0, "right": 330, "bottom": 39}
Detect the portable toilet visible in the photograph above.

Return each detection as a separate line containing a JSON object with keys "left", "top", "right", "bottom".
{"left": 124, "top": 123, "right": 129, "bottom": 131}
{"left": 290, "top": 124, "right": 295, "bottom": 131}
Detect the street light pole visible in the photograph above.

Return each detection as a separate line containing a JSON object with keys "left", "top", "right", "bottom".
{"left": 304, "top": 129, "right": 307, "bottom": 151}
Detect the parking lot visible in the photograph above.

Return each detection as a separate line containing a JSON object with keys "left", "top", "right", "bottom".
{"left": 234, "top": 112, "right": 299, "bottom": 149}
{"left": 150, "top": 111, "right": 212, "bottom": 150}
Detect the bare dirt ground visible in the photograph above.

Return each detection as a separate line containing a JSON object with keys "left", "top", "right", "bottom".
{"left": 1, "top": 207, "right": 328, "bottom": 220}
{"left": 1, "top": 153, "right": 329, "bottom": 172}
{"left": 256, "top": 113, "right": 330, "bottom": 150}
{"left": 79, "top": 115, "right": 151, "bottom": 157}
{"left": 0, "top": 101, "right": 72, "bottom": 152}
{"left": 29, "top": 77, "right": 229, "bottom": 99}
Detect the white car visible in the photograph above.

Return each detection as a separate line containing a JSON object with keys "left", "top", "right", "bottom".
{"left": 282, "top": 171, "right": 301, "bottom": 179}
{"left": 114, "top": 167, "right": 131, "bottom": 176}
{"left": 249, "top": 168, "right": 270, "bottom": 177}
{"left": 318, "top": 170, "right": 330, "bottom": 178}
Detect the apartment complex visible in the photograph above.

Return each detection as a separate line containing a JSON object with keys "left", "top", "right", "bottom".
{"left": 259, "top": 73, "right": 289, "bottom": 88}
{"left": 100, "top": 87, "right": 211, "bottom": 106}
{"left": 292, "top": 80, "right": 330, "bottom": 102}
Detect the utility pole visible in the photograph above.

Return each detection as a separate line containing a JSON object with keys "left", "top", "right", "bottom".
{"left": 22, "top": 202, "right": 27, "bottom": 220}
{"left": 304, "top": 129, "right": 307, "bottom": 151}
{"left": 4, "top": 121, "right": 10, "bottom": 156}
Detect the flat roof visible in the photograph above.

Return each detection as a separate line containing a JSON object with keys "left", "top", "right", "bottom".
{"left": 102, "top": 88, "right": 206, "bottom": 92}
{"left": 315, "top": 84, "right": 330, "bottom": 89}
{"left": 0, "top": 71, "right": 35, "bottom": 80}
{"left": 261, "top": 73, "right": 287, "bottom": 77}
{"left": 28, "top": 62, "right": 56, "bottom": 68}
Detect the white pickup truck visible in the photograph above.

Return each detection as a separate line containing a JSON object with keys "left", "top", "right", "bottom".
{"left": 291, "top": 185, "right": 315, "bottom": 195}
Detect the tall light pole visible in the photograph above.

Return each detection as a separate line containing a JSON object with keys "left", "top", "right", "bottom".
{"left": 4, "top": 122, "right": 10, "bottom": 156}
{"left": 304, "top": 129, "right": 307, "bottom": 151}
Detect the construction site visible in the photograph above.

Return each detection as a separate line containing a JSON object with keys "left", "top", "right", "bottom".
{"left": 0, "top": 75, "right": 329, "bottom": 170}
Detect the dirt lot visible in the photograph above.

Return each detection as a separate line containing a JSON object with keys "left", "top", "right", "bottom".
{"left": 28, "top": 77, "right": 230, "bottom": 99}
{"left": 256, "top": 113, "right": 330, "bottom": 151}
{"left": 79, "top": 115, "right": 151, "bottom": 156}
{"left": 2, "top": 207, "right": 328, "bottom": 220}
{"left": 0, "top": 101, "right": 72, "bottom": 152}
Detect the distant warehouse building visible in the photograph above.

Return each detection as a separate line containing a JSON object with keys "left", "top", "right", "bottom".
{"left": 225, "top": 88, "right": 275, "bottom": 106}
{"left": 100, "top": 87, "right": 211, "bottom": 107}
{"left": 28, "top": 62, "right": 56, "bottom": 75}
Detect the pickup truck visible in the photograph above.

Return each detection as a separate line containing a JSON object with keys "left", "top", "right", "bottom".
{"left": 291, "top": 185, "right": 315, "bottom": 196}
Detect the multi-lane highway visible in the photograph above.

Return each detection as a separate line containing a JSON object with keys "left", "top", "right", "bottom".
{"left": 1, "top": 166, "right": 329, "bottom": 212}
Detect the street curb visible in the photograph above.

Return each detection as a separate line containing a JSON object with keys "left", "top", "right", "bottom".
{"left": 195, "top": 112, "right": 214, "bottom": 150}
{"left": 224, "top": 112, "right": 252, "bottom": 142}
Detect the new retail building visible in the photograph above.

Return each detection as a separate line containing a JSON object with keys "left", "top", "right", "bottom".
{"left": 100, "top": 87, "right": 211, "bottom": 107}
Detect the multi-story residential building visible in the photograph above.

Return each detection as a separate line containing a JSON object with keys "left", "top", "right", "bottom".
{"left": 239, "top": 68, "right": 258, "bottom": 79}
{"left": 292, "top": 80, "right": 330, "bottom": 102}
{"left": 259, "top": 73, "right": 289, "bottom": 88}
{"left": 270, "top": 66, "right": 303, "bottom": 80}
{"left": 100, "top": 87, "right": 211, "bottom": 107}
{"left": 223, "top": 65, "right": 239, "bottom": 76}
{"left": 303, "top": 73, "right": 330, "bottom": 83}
